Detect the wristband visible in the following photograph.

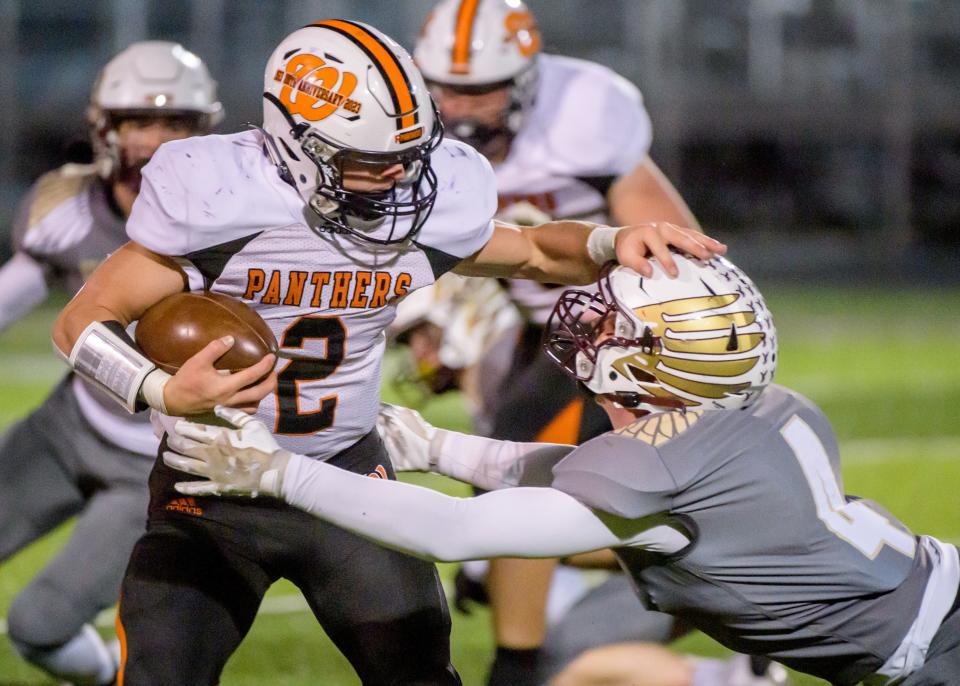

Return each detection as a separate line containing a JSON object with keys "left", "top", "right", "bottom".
{"left": 140, "top": 368, "right": 172, "bottom": 414}
{"left": 586, "top": 226, "right": 623, "bottom": 265}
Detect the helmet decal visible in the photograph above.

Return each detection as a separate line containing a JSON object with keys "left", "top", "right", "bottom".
{"left": 503, "top": 9, "right": 541, "bottom": 59}
{"left": 312, "top": 20, "right": 419, "bottom": 131}
{"left": 544, "top": 257, "right": 777, "bottom": 414}
{"left": 451, "top": 0, "right": 483, "bottom": 75}
{"left": 274, "top": 53, "right": 360, "bottom": 122}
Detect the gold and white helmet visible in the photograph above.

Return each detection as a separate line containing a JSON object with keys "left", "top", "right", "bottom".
{"left": 545, "top": 256, "right": 777, "bottom": 413}
{"left": 414, "top": 0, "right": 541, "bottom": 150}
{"left": 262, "top": 21, "right": 442, "bottom": 244}
{"left": 88, "top": 41, "right": 223, "bottom": 180}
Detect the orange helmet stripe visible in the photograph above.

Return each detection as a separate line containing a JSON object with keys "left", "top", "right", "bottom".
{"left": 312, "top": 20, "right": 418, "bottom": 130}
{"left": 451, "top": 0, "right": 482, "bottom": 75}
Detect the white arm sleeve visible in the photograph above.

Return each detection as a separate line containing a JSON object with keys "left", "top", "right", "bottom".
{"left": 0, "top": 252, "right": 48, "bottom": 333}
{"left": 280, "top": 453, "right": 645, "bottom": 562}
{"left": 432, "top": 431, "right": 575, "bottom": 490}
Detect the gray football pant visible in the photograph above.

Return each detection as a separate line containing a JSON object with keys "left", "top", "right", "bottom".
{"left": 899, "top": 582, "right": 960, "bottom": 686}
{"left": 538, "top": 572, "right": 677, "bottom": 682}
{"left": 0, "top": 376, "right": 153, "bottom": 648}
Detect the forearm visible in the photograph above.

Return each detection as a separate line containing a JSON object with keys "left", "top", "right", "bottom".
{"left": 609, "top": 158, "right": 700, "bottom": 230}
{"left": 432, "top": 430, "right": 574, "bottom": 490}
{"left": 455, "top": 221, "right": 600, "bottom": 285}
{"left": 281, "top": 453, "right": 622, "bottom": 562}
{"left": 52, "top": 242, "right": 185, "bottom": 356}
{"left": 0, "top": 253, "right": 48, "bottom": 334}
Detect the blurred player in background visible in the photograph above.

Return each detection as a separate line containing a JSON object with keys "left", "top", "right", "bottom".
{"left": 0, "top": 41, "right": 221, "bottom": 685}
{"left": 51, "top": 20, "right": 720, "bottom": 685}
{"left": 407, "top": 1, "right": 703, "bottom": 683}
{"left": 167, "top": 255, "right": 959, "bottom": 686}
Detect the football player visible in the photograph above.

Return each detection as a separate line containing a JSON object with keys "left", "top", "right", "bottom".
{"left": 0, "top": 41, "right": 221, "bottom": 685}
{"left": 50, "top": 21, "right": 722, "bottom": 685}
{"left": 410, "top": 1, "right": 702, "bottom": 682}
{"left": 167, "top": 255, "right": 959, "bottom": 686}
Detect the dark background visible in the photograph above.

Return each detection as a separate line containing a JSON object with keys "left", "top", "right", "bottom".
{"left": 1, "top": 0, "right": 957, "bottom": 279}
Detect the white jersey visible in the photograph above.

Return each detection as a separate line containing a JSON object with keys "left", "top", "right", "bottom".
{"left": 130, "top": 130, "right": 496, "bottom": 458}
{"left": 9, "top": 164, "right": 158, "bottom": 456}
{"left": 496, "top": 54, "right": 653, "bottom": 324}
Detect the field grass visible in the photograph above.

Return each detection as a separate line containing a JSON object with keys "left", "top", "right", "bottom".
{"left": 1, "top": 286, "right": 958, "bottom": 685}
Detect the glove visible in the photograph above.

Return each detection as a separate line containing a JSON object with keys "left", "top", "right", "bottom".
{"left": 376, "top": 402, "right": 444, "bottom": 472}
{"left": 163, "top": 405, "right": 291, "bottom": 498}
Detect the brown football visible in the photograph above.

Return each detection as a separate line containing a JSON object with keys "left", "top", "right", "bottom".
{"left": 135, "top": 292, "right": 278, "bottom": 375}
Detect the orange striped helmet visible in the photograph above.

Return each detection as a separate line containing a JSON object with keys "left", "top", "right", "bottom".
{"left": 262, "top": 21, "right": 442, "bottom": 244}
{"left": 415, "top": 0, "right": 540, "bottom": 152}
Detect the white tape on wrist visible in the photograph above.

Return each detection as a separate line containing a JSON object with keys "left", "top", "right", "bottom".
{"left": 586, "top": 225, "right": 623, "bottom": 265}
{"left": 68, "top": 321, "right": 157, "bottom": 413}
{"left": 140, "top": 369, "right": 172, "bottom": 414}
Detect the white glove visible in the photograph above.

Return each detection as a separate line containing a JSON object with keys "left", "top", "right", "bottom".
{"left": 498, "top": 200, "right": 552, "bottom": 227}
{"left": 376, "top": 402, "right": 445, "bottom": 472}
{"left": 163, "top": 405, "right": 292, "bottom": 498}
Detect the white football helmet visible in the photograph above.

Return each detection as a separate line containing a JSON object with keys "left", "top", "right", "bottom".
{"left": 545, "top": 256, "right": 777, "bottom": 413}
{"left": 262, "top": 21, "right": 442, "bottom": 244}
{"left": 415, "top": 0, "right": 541, "bottom": 152}
{"left": 88, "top": 41, "right": 223, "bottom": 180}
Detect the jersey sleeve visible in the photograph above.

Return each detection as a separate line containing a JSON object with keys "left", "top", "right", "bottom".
{"left": 414, "top": 140, "right": 497, "bottom": 265}
{"left": 126, "top": 133, "right": 294, "bottom": 257}
{"left": 543, "top": 58, "right": 653, "bottom": 178}
{"left": 550, "top": 432, "right": 676, "bottom": 519}
{"left": 10, "top": 165, "right": 96, "bottom": 260}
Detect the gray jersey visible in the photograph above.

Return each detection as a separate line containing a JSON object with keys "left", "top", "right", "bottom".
{"left": 10, "top": 164, "right": 156, "bottom": 455}
{"left": 550, "top": 385, "right": 930, "bottom": 685}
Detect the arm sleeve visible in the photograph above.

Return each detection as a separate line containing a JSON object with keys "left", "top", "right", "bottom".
{"left": 0, "top": 252, "right": 49, "bottom": 333}
{"left": 280, "top": 452, "right": 645, "bottom": 561}
{"left": 432, "top": 430, "right": 575, "bottom": 489}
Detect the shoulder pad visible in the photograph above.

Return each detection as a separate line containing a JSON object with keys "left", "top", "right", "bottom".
{"left": 535, "top": 55, "right": 652, "bottom": 177}
{"left": 415, "top": 140, "right": 497, "bottom": 259}
{"left": 127, "top": 131, "right": 301, "bottom": 256}
{"left": 15, "top": 164, "right": 99, "bottom": 256}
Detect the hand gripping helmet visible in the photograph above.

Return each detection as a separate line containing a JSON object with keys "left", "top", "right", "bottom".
{"left": 545, "top": 255, "right": 777, "bottom": 413}
{"left": 88, "top": 41, "right": 223, "bottom": 180}
{"left": 262, "top": 21, "right": 443, "bottom": 244}
{"left": 414, "top": 0, "right": 541, "bottom": 151}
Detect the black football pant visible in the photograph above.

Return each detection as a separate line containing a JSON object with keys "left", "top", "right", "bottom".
{"left": 116, "top": 429, "right": 460, "bottom": 686}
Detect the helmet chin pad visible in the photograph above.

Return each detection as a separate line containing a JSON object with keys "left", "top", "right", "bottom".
{"left": 446, "top": 118, "right": 514, "bottom": 156}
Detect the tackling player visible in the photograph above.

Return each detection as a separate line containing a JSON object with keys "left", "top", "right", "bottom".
{"left": 167, "top": 255, "right": 959, "bottom": 686}
{"left": 409, "top": 1, "right": 703, "bottom": 682}
{"left": 50, "top": 21, "right": 722, "bottom": 685}
{"left": 0, "top": 42, "right": 221, "bottom": 685}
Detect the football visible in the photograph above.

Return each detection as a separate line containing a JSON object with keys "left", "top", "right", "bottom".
{"left": 135, "top": 291, "right": 278, "bottom": 374}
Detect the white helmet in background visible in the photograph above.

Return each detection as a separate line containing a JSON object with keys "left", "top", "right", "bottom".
{"left": 88, "top": 41, "right": 223, "bottom": 181}
{"left": 545, "top": 256, "right": 777, "bottom": 413}
{"left": 415, "top": 0, "right": 541, "bottom": 152}
{"left": 262, "top": 20, "right": 442, "bottom": 244}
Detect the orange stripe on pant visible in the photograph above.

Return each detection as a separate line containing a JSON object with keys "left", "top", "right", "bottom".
{"left": 535, "top": 398, "right": 584, "bottom": 445}
{"left": 115, "top": 601, "right": 128, "bottom": 686}
{"left": 312, "top": 20, "right": 417, "bottom": 129}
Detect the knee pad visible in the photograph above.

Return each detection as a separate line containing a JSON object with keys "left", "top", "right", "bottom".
{"left": 9, "top": 624, "right": 117, "bottom": 686}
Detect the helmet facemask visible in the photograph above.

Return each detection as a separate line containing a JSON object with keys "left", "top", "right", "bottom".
{"left": 265, "top": 93, "right": 443, "bottom": 245}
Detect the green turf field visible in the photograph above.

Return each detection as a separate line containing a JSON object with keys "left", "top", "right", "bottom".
{"left": 1, "top": 287, "right": 958, "bottom": 685}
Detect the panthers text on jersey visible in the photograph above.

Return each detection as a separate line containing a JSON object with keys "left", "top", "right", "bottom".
{"left": 495, "top": 54, "right": 652, "bottom": 324}
{"left": 129, "top": 129, "right": 497, "bottom": 458}
{"left": 10, "top": 164, "right": 157, "bottom": 455}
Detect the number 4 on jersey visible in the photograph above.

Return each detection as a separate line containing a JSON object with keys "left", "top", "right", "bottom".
{"left": 275, "top": 315, "right": 346, "bottom": 435}
{"left": 781, "top": 416, "right": 916, "bottom": 560}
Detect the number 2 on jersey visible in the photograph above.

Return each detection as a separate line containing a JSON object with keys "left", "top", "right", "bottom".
{"left": 781, "top": 416, "right": 916, "bottom": 560}
{"left": 275, "top": 315, "right": 346, "bottom": 435}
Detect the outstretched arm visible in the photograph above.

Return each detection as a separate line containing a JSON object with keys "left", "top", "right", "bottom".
{"left": 376, "top": 403, "right": 574, "bottom": 489}
{"left": 454, "top": 220, "right": 724, "bottom": 284}
{"left": 165, "top": 408, "right": 656, "bottom": 562}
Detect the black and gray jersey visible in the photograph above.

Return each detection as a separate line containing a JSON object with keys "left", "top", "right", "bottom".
{"left": 550, "top": 384, "right": 937, "bottom": 684}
